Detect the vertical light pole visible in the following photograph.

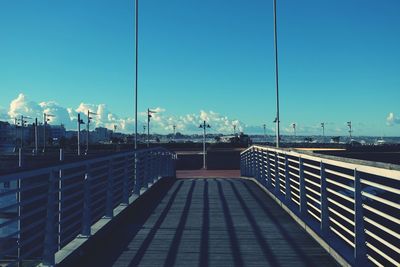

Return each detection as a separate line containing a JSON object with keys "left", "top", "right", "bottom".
{"left": 20, "top": 115, "right": 24, "bottom": 149}
{"left": 147, "top": 109, "right": 156, "bottom": 147}
{"left": 233, "top": 124, "right": 237, "bottom": 135}
{"left": 18, "top": 115, "right": 32, "bottom": 150}
{"left": 292, "top": 123, "right": 296, "bottom": 137}
{"left": 263, "top": 124, "right": 267, "bottom": 142}
{"left": 134, "top": 0, "right": 139, "bottom": 150}
{"left": 273, "top": 0, "right": 281, "bottom": 148}
{"left": 43, "top": 113, "right": 54, "bottom": 153}
{"left": 77, "top": 113, "right": 85, "bottom": 156}
{"left": 34, "top": 118, "right": 38, "bottom": 155}
{"left": 347, "top": 121, "right": 352, "bottom": 140}
{"left": 199, "top": 121, "right": 211, "bottom": 169}
{"left": 86, "top": 110, "right": 98, "bottom": 154}
{"left": 321, "top": 122, "right": 325, "bottom": 141}
{"left": 173, "top": 124, "right": 176, "bottom": 141}
{"left": 14, "top": 118, "right": 18, "bottom": 150}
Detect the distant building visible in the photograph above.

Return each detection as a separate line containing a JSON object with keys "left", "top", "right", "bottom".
{"left": 91, "top": 127, "right": 112, "bottom": 143}
{"left": 50, "top": 124, "right": 66, "bottom": 140}
{"left": 0, "top": 122, "right": 15, "bottom": 153}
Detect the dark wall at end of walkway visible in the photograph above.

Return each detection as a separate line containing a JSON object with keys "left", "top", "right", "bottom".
{"left": 176, "top": 149, "right": 242, "bottom": 170}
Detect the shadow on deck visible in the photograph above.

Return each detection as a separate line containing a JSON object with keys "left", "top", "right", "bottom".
{"left": 59, "top": 177, "right": 338, "bottom": 267}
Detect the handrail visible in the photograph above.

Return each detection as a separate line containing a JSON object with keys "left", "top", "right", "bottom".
{"left": 0, "top": 147, "right": 176, "bottom": 266}
{"left": 240, "top": 145, "right": 400, "bottom": 267}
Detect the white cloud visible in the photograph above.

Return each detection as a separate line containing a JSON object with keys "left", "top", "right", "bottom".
{"left": 7, "top": 93, "right": 356, "bottom": 135}
{"left": 387, "top": 112, "right": 400, "bottom": 126}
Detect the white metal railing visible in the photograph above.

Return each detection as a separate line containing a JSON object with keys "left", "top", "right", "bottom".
{"left": 0, "top": 147, "right": 176, "bottom": 266}
{"left": 241, "top": 145, "right": 400, "bottom": 267}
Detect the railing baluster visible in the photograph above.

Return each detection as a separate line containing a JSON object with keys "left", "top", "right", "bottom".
{"left": 122, "top": 156, "right": 129, "bottom": 205}
{"left": 42, "top": 170, "right": 57, "bottom": 266}
{"left": 266, "top": 150, "right": 272, "bottom": 188}
{"left": 285, "top": 154, "right": 291, "bottom": 202}
{"left": 274, "top": 152, "right": 280, "bottom": 195}
{"left": 82, "top": 165, "right": 91, "bottom": 237}
{"left": 320, "top": 161, "right": 329, "bottom": 236}
{"left": 354, "top": 169, "right": 367, "bottom": 265}
{"left": 299, "top": 157, "right": 307, "bottom": 216}
{"left": 106, "top": 159, "right": 114, "bottom": 218}
{"left": 133, "top": 151, "right": 140, "bottom": 196}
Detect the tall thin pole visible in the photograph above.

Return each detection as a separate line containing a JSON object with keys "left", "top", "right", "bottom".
{"left": 78, "top": 113, "right": 81, "bottom": 156}
{"left": 203, "top": 121, "right": 206, "bottom": 169}
{"left": 134, "top": 0, "right": 139, "bottom": 150}
{"left": 263, "top": 124, "right": 267, "bottom": 142}
{"left": 35, "top": 118, "right": 38, "bottom": 155}
{"left": 43, "top": 113, "right": 46, "bottom": 153}
{"left": 20, "top": 115, "right": 24, "bottom": 149}
{"left": 86, "top": 110, "right": 90, "bottom": 154}
{"left": 273, "top": 0, "right": 280, "bottom": 148}
{"left": 147, "top": 109, "right": 150, "bottom": 147}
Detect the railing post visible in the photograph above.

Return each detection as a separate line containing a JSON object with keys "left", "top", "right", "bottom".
{"left": 240, "top": 154, "right": 244, "bottom": 176}
{"left": 354, "top": 169, "right": 367, "bottom": 265}
{"left": 42, "top": 170, "right": 57, "bottom": 266}
{"left": 261, "top": 150, "right": 267, "bottom": 186}
{"left": 266, "top": 150, "right": 272, "bottom": 188}
{"left": 274, "top": 152, "right": 280, "bottom": 195}
{"left": 255, "top": 148, "right": 260, "bottom": 181}
{"left": 251, "top": 148, "right": 255, "bottom": 177}
{"left": 285, "top": 154, "right": 291, "bottom": 202}
{"left": 246, "top": 151, "right": 250, "bottom": 176}
{"left": 122, "top": 156, "right": 129, "bottom": 205}
{"left": 320, "top": 161, "right": 329, "bottom": 236}
{"left": 299, "top": 157, "right": 307, "bottom": 216}
{"left": 18, "top": 148, "right": 23, "bottom": 168}
{"left": 82, "top": 165, "right": 91, "bottom": 237}
{"left": 133, "top": 151, "right": 140, "bottom": 196}
{"left": 58, "top": 149, "right": 64, "bottom": 250}
{"left": 105, "top": 159, "right": 114, "bottom": 218}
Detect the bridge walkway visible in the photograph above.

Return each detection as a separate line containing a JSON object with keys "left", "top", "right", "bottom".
{"left": 62, "top": 178, "right": 338, "bottom": 267}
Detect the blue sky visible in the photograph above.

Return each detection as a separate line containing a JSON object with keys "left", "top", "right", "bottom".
{"left": 0, "top": 0, "right": 399, "bottom": 135}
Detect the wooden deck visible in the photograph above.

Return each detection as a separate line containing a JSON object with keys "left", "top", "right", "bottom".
{"left": 63, "top": 178, "right": 338, "bottom": 266}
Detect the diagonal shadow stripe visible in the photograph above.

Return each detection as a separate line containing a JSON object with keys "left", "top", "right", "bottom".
{"left": 199, "top": 179, "right": 209, "bottom": 267}
{"left": 216, "top": 179, "right": 244, "bottom": 267}
{"left": 241, "top": 180, "right": 315, "bottom": 266}
{"left": 228, "top": 180, "right": 281, "bottom": 266}
{"left": 163, "top": 180, "right": 196, "bottom": 267}
{"left": 128, "top": 180, "right": 184, "bottom": 267}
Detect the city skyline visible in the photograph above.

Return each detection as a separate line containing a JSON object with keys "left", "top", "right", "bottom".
{"left": 0, "top": 0, "right": 399, "bottom": 136}
{"left": 0, "top": 92, "right": 398, "bottom": 137}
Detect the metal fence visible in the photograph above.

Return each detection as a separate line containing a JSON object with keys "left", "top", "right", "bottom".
{"left": 241, "top": 145, "right": 400, "bottom": 267}
{"left": 0, "top": 147, "right": 176, "bottom": 266}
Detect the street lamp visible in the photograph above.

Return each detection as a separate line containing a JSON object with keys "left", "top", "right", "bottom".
{"left": 263, "top": 124, "right": 267, "bottom": 143}
{"left": 34, "top": 118, "right": 38, "bottom": 155}
{"left": 173, "top": 124, "right": 176, "bottom": 141}
{"left": 43, "top": 113, "right": 55, "bottom": 153}
{"left": 347, "top": 121, "right": 352, "bottom": 140}
{"left": 77, "top": 113, "right": 85, "bottom": 156}
{"left": 321, "top": 122, "right": 325, "bottom": 142}
{"left": 16, "top": 115, "right": 32, "bottom": 149}
{"left": 86, "top": 110, "right": 98, "bottom": 154}
{"left": 147, "top": 108, "right": 156, "bottom": 147}
{"left": 273, "top": 117, "right": 280, "bottom": 144}
{"left": 273, "top": 0, "right": 281, "bottom": 148}
{"left": 292, "top": 123, "right": 296, "bottom": 137}
{"left": 233, "top": 124, "right": 237, "bottom": 135}
{"left": 199, "top": 121, "right": 211, "bottom": 169}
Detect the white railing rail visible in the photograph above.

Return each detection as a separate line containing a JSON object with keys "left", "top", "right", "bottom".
{"left": 0, "top": 147, "right": 176, "bottom": 266}
{"left": 241, "top": 145, "right": 400, "bottom": 267}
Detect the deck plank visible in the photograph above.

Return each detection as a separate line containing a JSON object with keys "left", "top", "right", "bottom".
{"left": 68, "top": 178, "right": 339, "bottom": 267}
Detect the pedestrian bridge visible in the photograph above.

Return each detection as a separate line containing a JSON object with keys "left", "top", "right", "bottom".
{"left": 0, "top": 146, "right": 399, "bottom": 266}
